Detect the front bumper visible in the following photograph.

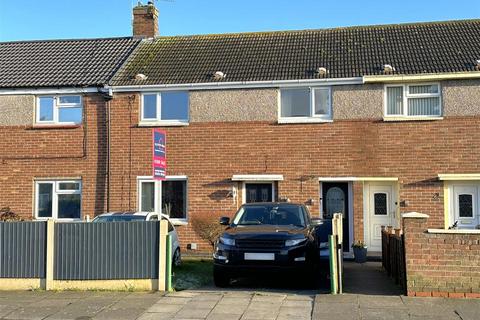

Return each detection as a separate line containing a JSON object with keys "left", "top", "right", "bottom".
{"left": 213, "top": 242, "right": 313, "bottom": 272}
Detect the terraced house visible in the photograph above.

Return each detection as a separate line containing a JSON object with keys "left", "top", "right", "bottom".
{"left": 1, "top": 2, "right": 480, "bottom": 254}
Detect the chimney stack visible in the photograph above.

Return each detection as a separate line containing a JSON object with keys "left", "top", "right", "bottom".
{"left": 133, "top": 1, "right": 159, "bottom": 38}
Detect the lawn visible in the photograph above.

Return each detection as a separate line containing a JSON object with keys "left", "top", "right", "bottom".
{"left": 173, "top": 258, "right": 214, "bottom": 291}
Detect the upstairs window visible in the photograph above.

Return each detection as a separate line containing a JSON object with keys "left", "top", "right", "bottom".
{"left": 385, "top": 84, "right": 441, "bottom": 118}
{"left": 280, "top": 87, "right": 331, "bottom": 122}
{"left": 141, "top": 92, "right": 189, "bottom": 125}
{"left": 36, "top": 95, "right": 83, "bottom": 124}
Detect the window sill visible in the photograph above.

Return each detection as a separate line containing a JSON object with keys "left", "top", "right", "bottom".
{"left": 277, "top": 118, "right": 333, "bottom": 124}
{"left": 170, "top": 219, "right": 188, "bottom": 226}
{"left": 383, "top": 116, "right": 443, "bottom": 122}
{"left": 138, "top": 121, "right": 189, "bottom": 127}
{"left": 30, "top": 124, "right": 82, "bottom": 130}
{"left": 427, "top": 228, "right": 480, "bottom": 234}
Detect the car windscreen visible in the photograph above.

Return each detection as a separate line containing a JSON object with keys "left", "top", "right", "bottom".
{"left": 232, "top": 205, "right": 307, "bottom": 227}
{"left": 93, "top": 215, "right": 146, "bottom": 222}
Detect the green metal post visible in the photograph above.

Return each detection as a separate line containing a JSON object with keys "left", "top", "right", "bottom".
{"left": 329, "top": 235, "right": 338, "bottom": 294}
{"left": 166, "top": 234, "right": 173, "bottom": 291}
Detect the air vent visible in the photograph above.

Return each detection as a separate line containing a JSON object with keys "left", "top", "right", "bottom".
{"left": 383, "top": 64, "right": 395, "bottom": 74}
{"left": 316, "top": 67, "right": 328, "bottom": 77}
{"left": 134, "top": 73, "right": 148, "bottom": 81}
{"left": 213, "top": 71, "right": 226, "bottom": 80}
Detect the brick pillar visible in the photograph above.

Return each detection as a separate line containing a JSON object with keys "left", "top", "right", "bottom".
{"left": 402, "top": 212, "right": 429, "bottom": 297}
{"left": 353, "top": 181, "right": 364, "bottom": 242}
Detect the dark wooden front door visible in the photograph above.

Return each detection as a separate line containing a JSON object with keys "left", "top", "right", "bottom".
{"left": 322, "top": 182, "right": 350, "bottom": 252}
{"left": 245, "top": 183, "right": 273, "bottom": 203}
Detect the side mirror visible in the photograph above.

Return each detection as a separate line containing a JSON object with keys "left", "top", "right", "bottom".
{"left": 311, "top": 218, "right": 323, "bottom": 226}
{"left": 219, "top": 217, "right": 230, "bottom": 225}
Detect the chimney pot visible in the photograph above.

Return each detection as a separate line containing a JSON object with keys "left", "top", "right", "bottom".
{"left": 133, "top": 2, "right": 159, "bottom": 38}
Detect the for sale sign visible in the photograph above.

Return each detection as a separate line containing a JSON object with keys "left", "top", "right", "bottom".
{"left": 152, "top": 129, "right": 166, "bottom": 180}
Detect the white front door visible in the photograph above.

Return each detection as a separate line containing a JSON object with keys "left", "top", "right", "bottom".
{"left": 451, "top": 184, "right": 479, "bottom": 229}
{"left": 367, "top": 184, "right": 395, "bottom": 252}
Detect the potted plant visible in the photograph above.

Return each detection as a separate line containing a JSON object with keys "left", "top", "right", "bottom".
{"left": 352, "top": 241, "right": 368, "bottom": 263}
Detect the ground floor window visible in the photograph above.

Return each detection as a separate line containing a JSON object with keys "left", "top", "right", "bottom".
{"left": 138, "top": 176, "right": 188, "bottom": 222}
{"left": 244, "top": 183, "right": 274, "bottom": 203}
{"left": 35, "top": 180, "right": 81, "bottom": 220}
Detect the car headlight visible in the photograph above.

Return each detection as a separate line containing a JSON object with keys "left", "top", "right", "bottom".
{"left": 285, "top": 238, "right": 307, "bottom": 247}
{"left": 219, "top": 236, "right": 235, "bottom": 246}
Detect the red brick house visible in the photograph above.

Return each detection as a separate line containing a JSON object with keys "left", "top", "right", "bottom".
{"left": 1, "top": 3, "right": 480, "bottom": 255}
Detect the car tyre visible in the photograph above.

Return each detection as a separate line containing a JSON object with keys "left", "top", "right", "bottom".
{"left": 173, "top": 248, "right": 181, "bottom": 268}
{"left": 213, "top": 268, "right": 230, "bottom": 287}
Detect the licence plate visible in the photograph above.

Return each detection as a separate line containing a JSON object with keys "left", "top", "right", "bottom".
{"left": 244, "top": 253, "right": 275, "bottom": 261}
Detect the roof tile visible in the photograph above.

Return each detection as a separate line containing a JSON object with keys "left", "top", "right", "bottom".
{"left": 0, "top": 37, "right": 140, "bottom": 88}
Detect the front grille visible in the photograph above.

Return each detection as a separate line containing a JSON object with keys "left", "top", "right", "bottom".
{"left": 236, "top": 239, "right": 285, "bottom": 249}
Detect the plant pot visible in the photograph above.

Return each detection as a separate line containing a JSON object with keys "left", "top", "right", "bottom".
{"left": 353, "top": 246, "right": 367, "bottom": 263}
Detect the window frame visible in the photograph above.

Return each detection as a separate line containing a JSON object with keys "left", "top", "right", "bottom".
{"left": 278, "top": 87, "right": 332, "bottom": 123}
{"left": 140, "top": 92, "right": 189, "bottom": 126}
{"left": 35, "top": 95, "right": 83, "bottom": 125}
{"left": 384, "top": 83, "right": 442, "bottom": 120}
{"left": 137, "top": 175, "right": 188, "bottom": 225}
{"left": 34, "top": 179, "right": 82, "bottom": 221}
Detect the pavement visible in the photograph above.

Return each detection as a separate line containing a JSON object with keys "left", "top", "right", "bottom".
{"left": 0, "top": 262, "right": 479, "bottom": 320}
{"left": 0, "top": 290, "right": 479, "bottom": 320}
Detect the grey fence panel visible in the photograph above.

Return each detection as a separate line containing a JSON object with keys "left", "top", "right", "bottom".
{"left": 54, "top": 221, "right": 159, "bottom": 280}
{"left": 0, "top": 221, "right": 46, "bottom": 278}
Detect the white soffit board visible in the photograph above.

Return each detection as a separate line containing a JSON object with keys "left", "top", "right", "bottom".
{"left": 232, "top": 174, "right": 284, "bottom": 181}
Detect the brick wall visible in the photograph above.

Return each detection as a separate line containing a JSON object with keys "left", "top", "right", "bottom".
{"left": 3, "top": 90, "right": 480, "bottom": 254}
{"left": 106, "top": 92, "right": 480, "bottom": 252}
{"left": 353, "top": 181, "right": 364, "bottom": 242}
{"left": 403, "top": 215, "right": 480, "bottom": 298}
{"left": 0, "top": 94, "right": 108, "bottom": 218}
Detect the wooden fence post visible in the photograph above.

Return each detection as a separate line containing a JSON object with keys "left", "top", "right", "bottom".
{"left": 45, "top": 219, "right": 55, "bottom": 290}
{"left": 158, "top": 220, "right": 168, "bottom": 291}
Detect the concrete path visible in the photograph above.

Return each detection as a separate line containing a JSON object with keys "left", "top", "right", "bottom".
{"left": 342, "top": 261, "right": 403, "bottom": 296}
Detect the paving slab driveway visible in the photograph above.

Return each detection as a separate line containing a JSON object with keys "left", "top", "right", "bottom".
{"left": 139, "top": 290, "right": 315, "bottom": 320}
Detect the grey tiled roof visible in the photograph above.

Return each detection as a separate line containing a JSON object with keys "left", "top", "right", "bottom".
{"left": 0, "top": 37, "right": 140, "bottom": 88}
{"left": 111, "top": 19, "right": 480, "bottom": 86}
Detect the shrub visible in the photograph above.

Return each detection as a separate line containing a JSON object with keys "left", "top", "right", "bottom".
{"left": 190, "top": 215, "right": 226, "bottom": 247}
{"left": 351, "top": 240, "right": 367, "bottom": 249}
{"left": 0, "top": 207, "right": 25, "bottom": 221}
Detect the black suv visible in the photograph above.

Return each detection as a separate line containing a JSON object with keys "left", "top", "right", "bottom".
{"left": 213, "top": 202, "right": 320, "bottom": 287}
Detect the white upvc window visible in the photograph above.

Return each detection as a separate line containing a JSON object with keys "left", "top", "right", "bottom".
{"left": 384, "top": 83, "right": 442, "bottom": 119}
{"left": 279, "top": 87, "right": 332, "bottom": 123}
{"left": 35, "top": 180, "right": 82, "bottom": 220}
{"left": 137, "top": 176, "right": 188, "bottom": 224}
{"left": 36, "top": 95, "right": 83, "bottom": 124}
{"left": 140, "top": 91, "right": 189, "bottom": 126}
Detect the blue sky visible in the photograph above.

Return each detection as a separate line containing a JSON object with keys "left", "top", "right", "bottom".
{"left": 0, "top": 0, "right": 479, "bottom": 41}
